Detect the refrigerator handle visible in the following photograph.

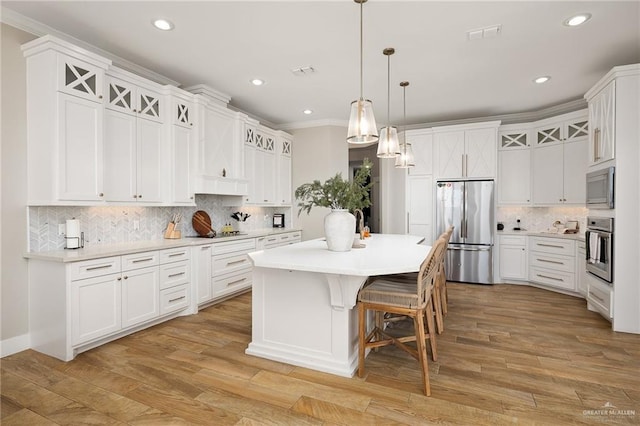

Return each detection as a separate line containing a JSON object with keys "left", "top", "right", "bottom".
{"left": 448, "top": 246, "right": 492, "bottom": 251}
{"left": 407, "top": 212, "right": 410, "bottom": 234}
{"left": 462, "top": 182, "right": 467, "bottom": 238}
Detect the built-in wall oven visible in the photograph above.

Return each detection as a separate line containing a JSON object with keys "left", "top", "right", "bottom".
{"left": 585, "top": 216, "right": 614, "bottom": 283}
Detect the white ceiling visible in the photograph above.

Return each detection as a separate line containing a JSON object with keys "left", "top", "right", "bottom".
{"left": 3, "top": 1, "right": 639, "bottom": 129}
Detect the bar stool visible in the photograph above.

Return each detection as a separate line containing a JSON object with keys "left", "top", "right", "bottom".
{"left": 357, "top": 237, "right": 446, "bottom": 396}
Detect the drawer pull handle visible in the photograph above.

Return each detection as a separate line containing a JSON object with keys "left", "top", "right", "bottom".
{"left": 227, "top": 278, "right": 247, "bottom": 287}
{"left": 86, "top": 264, "right": 113, "bottom": 271}
{"left": 536, "top": 274, "right": 563, "bottom": 282}
{"left": 226, "top": 259, "right": 246, "bottom": 266}
{"left": 267, "top": 238, "right": 277, "bottom": 242}
{"left": 168, "top": 272, "right": 185, "bottom": 278}
{"left": 537, "top": 258, "right": 564, "bottom": 265}
{"left": 536, "top": 243, "right": 564, "bottom": 249}
{"left": 169, "top": 252, "right": 185, "bottom": 257}
{"left": 169, "top": 295, "right": 186, "bottom": 303}
{"left": 589, "top": 292, "right": 605, "bottom": 303}
{"left": 132, "top": 257, "right": 154, "bottom": 263}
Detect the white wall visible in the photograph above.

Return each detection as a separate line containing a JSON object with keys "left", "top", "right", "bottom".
{"left": 291, "top": 126, "right": 348, "bottom": 240}
{"left": 1, "top": 24, "right": 37, "bottom": 355}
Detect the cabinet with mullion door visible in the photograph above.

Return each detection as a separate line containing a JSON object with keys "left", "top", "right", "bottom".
{"left": 244, "top": 123, "right": 277, "bottom": 205}
{"left": 276, "top": 132, "right": 293, "bottom": 205}
{"left": 167, "top": 87, "right": 196, "bottom": 204}
{"left": 497, "top": 125, "right": 532, "bottom": 205}
{"left": 532, "top": 110, "right": 588, "bottom": 205}
{"left": 104, "top": 71, "right": 164, "bottom": 203}
{"left": 24, "top": 37, "right": 111, "bottom": 204}
{"left": 587, "top": 80, "right": 615, "bottom": 166}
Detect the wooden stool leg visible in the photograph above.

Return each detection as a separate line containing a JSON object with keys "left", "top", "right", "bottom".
{"left": 425, "top": 301, "right": 438, "bottom": 362}
{"left": 440, "top": 271, "right": 448, "bottom": 315}
{"left": 414, "top": 309, "right": 431, "bottom": 396}
{"left": 433, "top": 285, "right": 444, "bottom": 334}
{"left": 358, "top": 303, "right": 367, "bottom": 378}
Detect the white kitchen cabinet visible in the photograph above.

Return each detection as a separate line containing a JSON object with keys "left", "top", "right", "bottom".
{"left": 210, "top": 238, "right": 256, "bottom": 301}
{"left": 165, "top": 87, "right": 196, "bottom": 204}
{"left": 587, "top": 80, "right": 615, "bottom": 166}
{"left": 245, "top": 126, "right": 277, "bottom": 205}
{"left": 71, "top": 273, "right": 121, "bottom": 345}
{"left": 528, "top": 237, "right": 576, "bottom": 292}
{"left": 172, "top": 124, "right": 194, "bottom": 204}
{"left": 121, "top": 266, "right": 160, "bottom": 328}
{"left": 534, "top": 113, "right": 588, "bottom": 146}
{"left": 499, "top": 235, "right": 528, "bottom": 281}
{"left": 105, "top": 74, "right": 162, "bottom": 123}
{"left": 276, "top": 133, "right": 293, "bottom": 205}
{"left": 532, "top": 139, "right": 587, "bottom": 205}
{"left": 196, "top": 245, "right": 213, "bottom": 304}
{"left": 497, "top": 127, "right": 532, "bottom": 205}
{"left": 261, "top": 231, "right": 302, "bottom": 249}
{"left": 434, "top": 121, "right": 500, "bottom": 179}
{"left": 576, "top": 241, "right": 587, "bottom": 297}
{"left": 24, "top": 37, "right": 111, "bottom": 205}
{"left": 406, "top": 130, "right": 433, "bottom": 176}
{"left": 172, "top": 97, "right": 194, "bottom": 129}
{"left": 406, "top": 175, "right": 433, "bottom": 242}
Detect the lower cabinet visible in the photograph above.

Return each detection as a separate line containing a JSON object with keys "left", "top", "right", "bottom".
{"left": 499, "top": 235, "right": 527, "bottom": 280}
{"left": 576, "top": 241, "right": 587, "bottom": 296}
{"left": 30, "top": 247, "right": 192, "bottom": 361}
{"left": 528, "top": 237, "right": 576, "bottom": 292}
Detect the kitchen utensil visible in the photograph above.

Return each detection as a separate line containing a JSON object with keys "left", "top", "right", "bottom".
{"left": 192, "top": 210, "right": 216, "bottom": 237}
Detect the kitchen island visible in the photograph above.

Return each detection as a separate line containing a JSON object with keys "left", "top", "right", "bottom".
{"left": 246, "top": 234, "right": 430, "bottom": 377}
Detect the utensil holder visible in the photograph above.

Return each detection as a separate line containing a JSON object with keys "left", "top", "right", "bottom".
{"left": 164, "top": 222, "right": 182, "bottom": 239}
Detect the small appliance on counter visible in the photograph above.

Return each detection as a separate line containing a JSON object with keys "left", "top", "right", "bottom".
{"left": 273, "top": 213, "right": 284, "bottom": 228}
{"left": 65, "top": 218, "right": 84, "bottom": 249}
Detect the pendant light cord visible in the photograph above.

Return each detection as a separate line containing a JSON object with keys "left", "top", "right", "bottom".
{"left": 403, "top": 84, "right": 407, "bottom": 154}
{"left": 359, "top": 0, "right": 364, "bottom": 100}
{"left": 386, "top": 54, "right": 390, "bottom": 126}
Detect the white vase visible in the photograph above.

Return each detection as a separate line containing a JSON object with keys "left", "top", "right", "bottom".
{"left": 324, "top": 209, "right": 356, "bottom": 252}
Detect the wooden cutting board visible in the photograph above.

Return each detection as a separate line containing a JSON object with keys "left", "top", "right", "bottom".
{"left": 192, "top": 210, "right": 215, "bottom": 237}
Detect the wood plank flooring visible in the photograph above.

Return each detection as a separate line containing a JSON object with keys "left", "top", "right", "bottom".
{"left": 2, "top": 283, "right": 639, "bottom": 425}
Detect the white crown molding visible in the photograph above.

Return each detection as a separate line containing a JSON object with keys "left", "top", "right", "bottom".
{"left": 278, "top": 119, "right": 348, "bottom": 131}
{"left": 1, "top": 6, "right": 179, "bottom": 86}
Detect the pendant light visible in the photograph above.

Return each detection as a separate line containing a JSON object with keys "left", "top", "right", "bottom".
{"left": 347, "top": 0, "right": 378, "bottom": 144}
{"left": 377, "top": 48, "right": 400, "bottom": 158}
{"left": 395, "top": 81, "right": 415, "bottom": 168}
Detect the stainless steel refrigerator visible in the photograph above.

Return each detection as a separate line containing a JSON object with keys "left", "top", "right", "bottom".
{"left": 435, "top": 180, "right": 494, "bottom": 284}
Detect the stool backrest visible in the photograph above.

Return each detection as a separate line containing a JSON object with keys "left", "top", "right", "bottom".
{"left": 417, "top": 237, "right": 447, "bottom": 305}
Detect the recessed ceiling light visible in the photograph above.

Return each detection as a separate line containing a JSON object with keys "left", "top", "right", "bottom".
{"left": 534, "top": 76, "right": 551, "bottom": 84}
{"left": 303, "top": 109, "right": 313, "bottom": 115}
{"left": 564, "top": 13, "right": 591, "bottom": 27}
{"left": 152, "top": 19, "right": 174, "bottom": 31}
{"left": 250, "top": 79, "right": 265, "bottom": 86}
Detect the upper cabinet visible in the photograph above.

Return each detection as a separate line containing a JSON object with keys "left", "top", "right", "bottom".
{"left": 531, "top": 110, "right": 588, "bottom": 205}
{"left": 276, "top": 132, "right": 293, "bottom": 205}
{"left": 586, "top": 80, "right": 615, "bottom": 166}
{"left": 497, "top": 125, "right": 532, "bottom": 205}
{"left": 23, "top": 36, "right": 111, "bottom": 205}
{"left": 433, "top": 121, "right": 500, "bottom": 179}
{"left": 406, "top": 129, "right": 433, "bottom": 176}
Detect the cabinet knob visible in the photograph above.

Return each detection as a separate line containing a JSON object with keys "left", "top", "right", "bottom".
{"left": 133, "top": 109, "right": 137, "bottom": 113}
{"left": 98, "top": 95, "right": 103, "bottom": 99}
{"left": 138, "top": 194, "right": 142, "bottom": 199}
{"left": 99, "top": 193, "right": 104, "bottom": 197}
{"left": 123, "top": 276, "right": 128, "bottom": 280}
{"left": 190, "top": 196, "right": 194, "bottom": 200}
{"left": 190, "top": 123, "right": 193, "bottom": 126}
{"left": 117, "top": 277, "right": 122, "bottom": 281}
{"left": 133, "top": 195, "right": 138, "bottom": 199}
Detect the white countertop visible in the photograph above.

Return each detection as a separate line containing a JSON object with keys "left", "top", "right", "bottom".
{"left": 248, "top": 234, "right": 430, "bottom": 276}
{"left": 498, "top": 230, "right": 585, "bottom": 241}
{"left": 25, "top": 228, "right": 302, "bottom": 263}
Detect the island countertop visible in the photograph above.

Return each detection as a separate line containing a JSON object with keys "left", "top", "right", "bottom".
{"left": 248, "top": 233, "right": 430, "bottom": 276}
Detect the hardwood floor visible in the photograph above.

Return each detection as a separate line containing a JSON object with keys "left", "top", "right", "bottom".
{"left": 2, "top": 283, "right": 639, "bottom": 425}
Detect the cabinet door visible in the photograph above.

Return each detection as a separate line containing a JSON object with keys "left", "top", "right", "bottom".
{"left": 136, "top": 118, "right": 163, "bottom": 202}
{"left": 562, "top": 140, "right": 587, "bottom": 204}
{"left": 204, "top": 108, "right": 236, "bottom": 178}
{"left": 498, "top": 149, "right": 531, "bottom": 205}
{"left": 564, "top": 117, "right": 589, "bottom": 143}
{"left": 196, "top": 245, "right": 213, "bottom": 304}
{"left": 407, "top": 132, "right": 433, "bottom": 176}
{"left": 137, "top": 88, "right": 162, "bottom": 124}
{"left": 71, "top": 273, "right": 121, "bottom": 345}
{"left": 244, "top": 145, "right": 256, "bottom": 204}
{"left": 278, "top": 154, "right": 292, "bottom": 205}
{"left": 121, "top": 266, "right": 159, "bottom": 328}
{"left": 532, "top": 144, "right": 564, "bottom": 205}
{"left": 465, "top": 128, "right": 497, "bottom": 178}
{"left": 261, "top": 149, "right": 276, "bottom": 204}
{"left": 57, "top": 93, "right": 104, "bottom": 201}
{"left": 174, "top": 99, "right": 194, "bottom": 128}
{"left": 58, "top": 54, "right": 104, "bottom": 103}
{"left": 535, "top": 122, "right": 563, "bottom": 146}
{"left": 104, "top": 109, "right": 136, "bottom": 202}
{"left": 435, "top": 131, "right": 464, "bottom": 178}
{"left": 499, "top": 245, "right": 527, "bottom": 280}
{"left": 577, "top": 244, "right": 587, "bottom": 296}
{"left": 106, "top": 77, "right": 135, "bottom": 114}
{"left": 588, "top": 81, "right": 615, "bottom": 165}
{"left": 407, "top": 175, "right": 433, "bottom": 242}
{"left": 172, "top": 125, "right": 193, "bottom": 203}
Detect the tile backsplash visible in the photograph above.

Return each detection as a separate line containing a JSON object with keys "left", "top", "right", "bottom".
{"left": 29, "top": 195, "right": 292, "bottom": 251}
{"left": 497, "top": 206, "right": 588, "bottom": 233}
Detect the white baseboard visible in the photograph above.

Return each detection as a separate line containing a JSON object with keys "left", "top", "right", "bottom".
{"left": 1, "top": 333, "right": 30, "bottom": 357}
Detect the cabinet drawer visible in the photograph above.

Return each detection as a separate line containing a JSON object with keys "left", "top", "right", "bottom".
{"left": 159, "top": 247, "right": 190, "bottom": 264}
{"left": 122, "top": 251, "right": 159, "bottom": 271}
{"left": 160, "top": 284, "right": 190, "bottom": 315}
{"left": 587, "top": 276, "right": 612, "bottom": 318}
{"left": 529, "top": 237, "right": 575, "bottom": 255}
{"left": 499, "top": 235, "right": 526, "bottom": 246}
{"left": 529, "top": 266, "right": 575, "bottom": 291}
{"left": 264, "top": 235, "right": 281, "bottom": 249}
{"left": 212, "top": 271, "right": 252, "bottom": 298}
{"left": 529, "top": 253, "right": 575, "bottom": 273}
{"left": 212, "top": 252, "right": 252, "bottom": 278}
{"left": 159, "top": 261, "right": 190, "bottom": 290}
{"left": 69, "top": 257, "right": 121, "bottom": 281}
{"left": 212, "top": 239, "right": 256, "bottom": 256}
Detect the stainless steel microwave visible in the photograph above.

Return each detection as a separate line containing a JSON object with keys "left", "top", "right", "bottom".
{"left": 586, "top": 166, "right": 614, "bottom": 209}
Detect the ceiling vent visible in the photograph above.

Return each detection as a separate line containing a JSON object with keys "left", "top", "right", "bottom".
{"left": 291, "top": 66, "right": 316, "bottom": 76}
{"left": 467, "top": 25, "right": 502, "bottom": 41}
